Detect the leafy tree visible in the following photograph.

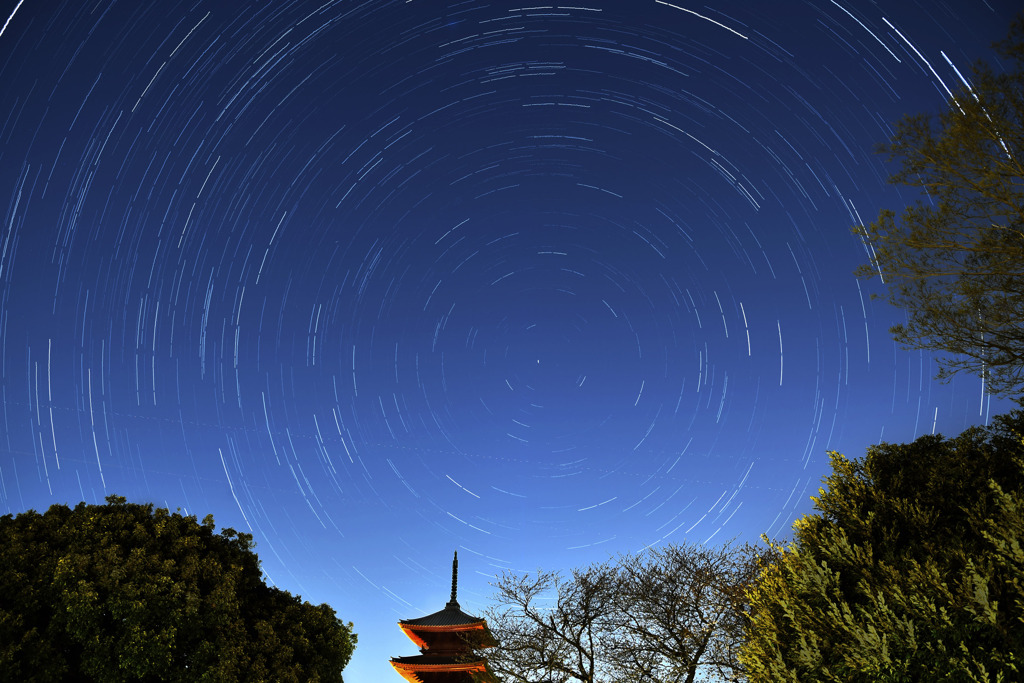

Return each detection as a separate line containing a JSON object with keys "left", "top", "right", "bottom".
{"left": 0, "top": 495, "right": 356, "bottom": 682}
{"left": 484, "top": 542, "right": 758, "bottom": 683}
{"left": 740, "top": 412, "right": 1024, "bottom": 682}
{"left": 854, "top": 15, "right": 1024, "bottom": 396}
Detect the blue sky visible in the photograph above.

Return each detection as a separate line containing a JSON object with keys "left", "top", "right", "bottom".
{"left": 0, "top": 1, "right": 1019, "bottom": 679}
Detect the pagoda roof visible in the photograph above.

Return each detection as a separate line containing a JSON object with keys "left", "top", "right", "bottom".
{"left": 391, "top": 655, "right": 497, "bottom": 683}
{"left": 400, "top": 603, "right": 486, "bottom": 628}
{"left": 391, "top": 654, "right": 487, "bottom": 666}
{"left": 397, "top": 551, "right": 498, "bottom": 649}
{"left": 402, "top": 551, "right": 488, "bottom": 628}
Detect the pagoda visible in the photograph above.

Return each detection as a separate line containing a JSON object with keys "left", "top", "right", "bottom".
{"left": 391, "top": 552, "right": 498, "bottom": 683}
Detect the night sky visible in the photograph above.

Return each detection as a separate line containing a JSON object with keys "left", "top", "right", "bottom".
{"left": 1, "top": 1, "right": 1019, "bottom": 680}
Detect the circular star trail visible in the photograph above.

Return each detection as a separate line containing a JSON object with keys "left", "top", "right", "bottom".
{"left": 0, "top": 1, "right": 1018, "bottom": 678}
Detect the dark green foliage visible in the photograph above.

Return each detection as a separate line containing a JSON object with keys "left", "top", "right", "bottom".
{"left": 0, "top": 495, "right": 356, "bottom": 682}
{"left": 854, "top": 15, "right": 1024, "bottom": 396}
{"left": 741, "top": 412, "right": 1024, "bottom": 682}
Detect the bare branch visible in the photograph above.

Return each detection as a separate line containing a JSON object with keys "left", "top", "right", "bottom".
{"left": 482, "top": 542, "right": 761, "bottom": 683}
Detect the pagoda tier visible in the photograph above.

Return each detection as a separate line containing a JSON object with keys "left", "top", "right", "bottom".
{"left": 391, "top": 552, "right": 498, "bottom": 683}
{"left": 390, "top": 656, "right": 492, "bottom": 683}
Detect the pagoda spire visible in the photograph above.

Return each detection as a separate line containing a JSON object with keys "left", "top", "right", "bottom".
{"left": 447, "top": 551, "right": 459, "bottom": 609}
{"left": 391, "top": 551, "right": 498, "bottom": 682}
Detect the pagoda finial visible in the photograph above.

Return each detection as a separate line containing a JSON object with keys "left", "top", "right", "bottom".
{"left": 447, "top": 551, "right": 459, "bottom": 608}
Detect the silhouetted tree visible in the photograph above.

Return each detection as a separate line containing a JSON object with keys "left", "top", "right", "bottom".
{"left": 484, "top": 542, "right": 758, "bottom": 682}
{"left": 485, "top": 563, "right": 617, "bottom": 683}
{"left": 611, "top": 543, "right": 758, "bottom": 682}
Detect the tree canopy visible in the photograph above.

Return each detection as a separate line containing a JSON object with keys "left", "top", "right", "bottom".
{"left": 854, "top": 15, "right": 1024, "bottom": 396}
{"left": 484, "top": 541, "right": 757, "bottom": 683}
{"left": 740, "top": 411, "right": 1024, "bottom": 681}
{"left": 0, "top": 495, "right": 356, "bottom": 682}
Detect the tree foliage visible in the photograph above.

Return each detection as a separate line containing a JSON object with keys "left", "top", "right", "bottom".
{"left": 484, "top": 542, "right": 758, "bottom": 683}
{"left": 854, "top": 15, "right": 1024, "bottom": 396}
{"left": 740, "top": 412, "right": 1024, "bottom": 682}
{"left": 0, "top": 495, "right": 356, "bottom": 682}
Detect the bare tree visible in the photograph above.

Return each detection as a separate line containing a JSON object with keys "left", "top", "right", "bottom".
{"left": 610, "top": 543, "right": 758, "bottom": 682}
{"left": 484, "top": 564, "right": 618, "bottom": 683}
{"left": 483, "top": 542, "right": 760, "bottom": 683}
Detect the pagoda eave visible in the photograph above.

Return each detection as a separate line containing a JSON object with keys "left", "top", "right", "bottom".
{"left": 390, "top": 658, "right": 492, "bottom": 683}
{"left": 399, "top": 620, "right": 492, "bottom": 650}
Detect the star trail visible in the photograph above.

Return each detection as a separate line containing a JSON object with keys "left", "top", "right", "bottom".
{"left": 0, "top": 1, "right": 1018, "bottom": 679}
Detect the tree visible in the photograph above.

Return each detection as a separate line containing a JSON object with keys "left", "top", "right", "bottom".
{"left": 0, "top": 495, "right": 356, "bottom": 682}
{"left": 484, "top": 564, "right": 618, "bottom": 683}
{"left": 740, "top": 411, "right": 1024, "bottom": 682}
{"left": 483, "top": 542, "right": 758, "bottom": 683}
{"left": 612, "top": 543, "right": 758, "bottom": 683}
{"left": 853, "top": 15, "right": 1024, "bottom": 396}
